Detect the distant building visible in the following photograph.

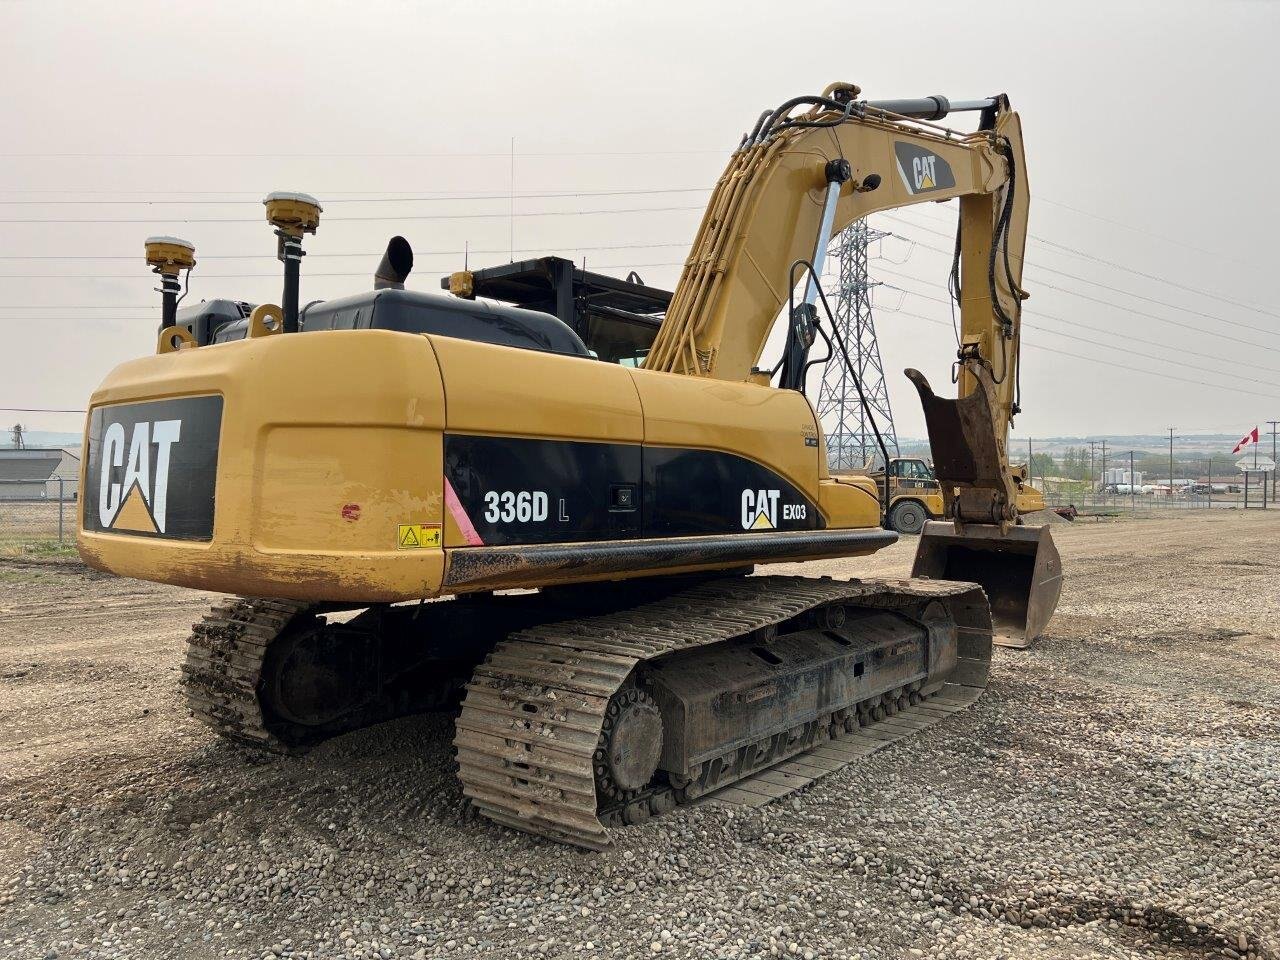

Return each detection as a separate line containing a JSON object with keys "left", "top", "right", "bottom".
{"left": 1105, "top": 468, "right": 1143, "bottom": 486}
{"left": 0, "top": 448, "right": 80, "bottom": 500}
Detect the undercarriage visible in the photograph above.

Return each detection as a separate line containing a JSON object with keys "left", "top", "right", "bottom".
{"left": 182, "top": 574, "right": 992, "bottom": 849}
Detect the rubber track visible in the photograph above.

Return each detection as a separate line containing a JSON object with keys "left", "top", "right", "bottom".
{"left": 180, "top": 597, "right": 312, "bottom": 752}
{"left": 454, "top": 575, "right": 991, "bottom": 850}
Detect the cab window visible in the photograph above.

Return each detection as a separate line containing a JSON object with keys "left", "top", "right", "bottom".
{"left": 897, "top": 460, "right": 934, "bottom": 480}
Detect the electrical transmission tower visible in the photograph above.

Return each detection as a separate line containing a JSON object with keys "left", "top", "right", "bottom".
{"left": 815, "top": 219, "right": 899, "bottom": 471}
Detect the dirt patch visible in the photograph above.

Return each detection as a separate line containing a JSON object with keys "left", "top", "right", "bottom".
{"left": 1, "top": 511, "right": 1277, "bottom": 960}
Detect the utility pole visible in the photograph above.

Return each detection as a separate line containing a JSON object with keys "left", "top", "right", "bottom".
{"left": 1207, "top": 456, "right": 1212, "bottom": 509}
{"left": 1168, "top": 427, "right": 1175, "bottom": 500}
{"left": 1100, "top": 439, "right": 1108, "bottom": 503}
{"left": 509, "top": 137, "right": 516, "bottom": 262}
{"left": 1130, "top": 450, "right": 1136, "bottom": 512}
{"left": 1268, "top": 421, "right": 1278, "bottom": 508}
{"left": 1087, "top": 440, "right": 1098, "bottom": 499}
{"left": 1027, "top": 437, "right": 1033, "bottom": 488}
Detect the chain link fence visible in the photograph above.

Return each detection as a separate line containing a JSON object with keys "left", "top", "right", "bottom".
{"left": 0, "top": 478, "right": 76, "bottom": 544}
{"left": 1036, "top": 479, "right": 1275, "bottom": 515}
{"left": 1, "top": 476, "right": 1272, "bottom": 549}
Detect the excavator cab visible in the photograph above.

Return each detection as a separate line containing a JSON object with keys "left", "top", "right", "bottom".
{"left": 906, "top": 369, "right": 1062, "bottom": 648}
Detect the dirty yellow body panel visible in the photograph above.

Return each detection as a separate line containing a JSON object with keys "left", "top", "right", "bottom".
{"left": 1016, "top": 483, "right": 1047, "bottom": 514}
{"left": 79, "top": 329, "right": 888, "bottom": 602}
{"left": 891, "top": 488, "right": 945, "bottom": 518}
{"left": 79, "top": 330, "right": 449, "bottom": 601}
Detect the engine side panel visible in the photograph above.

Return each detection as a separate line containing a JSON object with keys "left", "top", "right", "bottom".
{"left": 79, "top": 331, "right": 890, "bottom": 602}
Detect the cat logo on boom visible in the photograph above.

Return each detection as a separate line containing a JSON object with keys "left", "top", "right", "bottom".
{"left": 893, "top": 141, "right": 956, "bottom": 195}
{"left": 913, "top": 154, "right": 938, "bottom": 189}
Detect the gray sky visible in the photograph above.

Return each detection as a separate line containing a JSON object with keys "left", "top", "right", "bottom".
{"left": 2, "top": 0, "right": 1278, "bottom": 443}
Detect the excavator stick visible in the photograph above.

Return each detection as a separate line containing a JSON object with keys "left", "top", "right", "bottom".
{"left": 905, "top": 368, "right": 1062, "bottom": 648}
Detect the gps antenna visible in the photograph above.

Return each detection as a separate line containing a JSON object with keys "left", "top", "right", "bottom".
{"left": 263, "top": 191, "right": 322, "bottom": 333}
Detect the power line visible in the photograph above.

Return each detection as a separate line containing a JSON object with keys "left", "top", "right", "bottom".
{"left": 1028, "top": 275, "right": 1280, "bottom": 351}
{"left": 0, "top": 190, "right": 1273, "bottom": 394}
{"left": 10, "top": 318, "right": 1279, "bottom": 416}
{"left": 881, "top": 284, "right": 1280, "bottom": 390}
{"left": 1038, "top": 197, "right": 1264, "bottom": 274}
{"left": 877, "top": 219, "right": 1280, "bottom": 345}
{"left": 0, "top": 188, "right": 1263, "bottom": 345}
{"left": 1028, "top": 233, "right": 1279, "bottom": 322}
{"left": 1028, "top": 245, "right": 1280, "bottom": 330}
{"left": 879, "top": 210, "right": 1280, "bottom": 330}
{"left": 0, "top": 260, "right": 691, "bottom": 282}
{"left": 0, "top": 261, "right": 693, "bottom": 317}
{"left": 0, "top": 203, "right": 706, "bottom": 225}
{"left": 0, "top": 240, "right": 691, "bottom": 262}
{"left": 0, "top": 149, "right": 727, "bottom": 159}
{"left": 0, "top": 186, "right": 714, "bottom": 206}
{"left": 892, "top": 308, "right": 1280, "bottom": 401}
{"left": 876, "top": 266, "right": 1280, "bottom": 376}
{"left": 0, "top": 182, "right": 1255, "bottom": 287}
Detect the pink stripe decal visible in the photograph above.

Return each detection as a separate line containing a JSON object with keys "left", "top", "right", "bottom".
{"left": 444, "top": 477, "right": 484, "bottom": 546}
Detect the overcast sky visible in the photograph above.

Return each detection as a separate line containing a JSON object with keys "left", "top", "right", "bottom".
{"left": 2, "top": 0, "right": 1278, "bottom": 443}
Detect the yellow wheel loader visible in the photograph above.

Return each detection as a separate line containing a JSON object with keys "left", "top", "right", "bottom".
{"left": 865, "top": 457, "right": 944, "bottom": 535}
{"left": 78, "top": 84, "right": 1061, "bottom": 849}
{"left": 872, "top": 457, "right": 1045, "bottom": 535}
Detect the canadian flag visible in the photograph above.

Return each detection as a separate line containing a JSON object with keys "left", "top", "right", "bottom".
{"left": 1233, "top": 426, "right": 1259, "bottom": 454}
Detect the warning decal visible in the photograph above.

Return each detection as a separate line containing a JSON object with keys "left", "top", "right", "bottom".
{"left": 397, "top": 523, "right": 442, "bottom": 549}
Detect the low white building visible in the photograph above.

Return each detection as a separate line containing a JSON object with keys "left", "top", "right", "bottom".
{"left": 0, "top": 448, "right": 80, "bottom": 500}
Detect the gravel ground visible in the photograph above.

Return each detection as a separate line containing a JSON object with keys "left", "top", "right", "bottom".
{"left": 1, "top": 511, "right": 1277, "bottom": 960}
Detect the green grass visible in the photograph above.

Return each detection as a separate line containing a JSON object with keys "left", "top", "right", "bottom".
{"left": 0, "top": 567, "right": 52, "bottom": 583}
{"left": 0, "top": 536, "right": 79, "bottom": 560}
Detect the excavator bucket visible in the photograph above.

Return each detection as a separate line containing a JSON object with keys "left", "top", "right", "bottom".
{"left": 904, "top": 367, "right": 1063, "bottom": 647}
{"left": 912, "top": 520, "right": 1061, "bottom": 648}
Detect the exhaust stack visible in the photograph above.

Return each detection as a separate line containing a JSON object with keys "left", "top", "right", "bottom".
{"left": 263, "top": 192, "right": 322, "bottom": 333}
{"left": 374, "top": 236, "right": 414, "bottom": 289}
{"left": 144, "top": 236, "right": 196, "bottom": 330}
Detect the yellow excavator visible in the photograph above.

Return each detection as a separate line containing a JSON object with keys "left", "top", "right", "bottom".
{"left": 78, "top": 83, "right": 1061, "bottom": 849}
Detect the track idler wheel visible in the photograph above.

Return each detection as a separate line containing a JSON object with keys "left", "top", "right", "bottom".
{"left": 594, "top": 686, "right": 663, "bottom": 801}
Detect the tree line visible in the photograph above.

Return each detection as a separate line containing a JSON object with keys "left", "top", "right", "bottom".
{"left": 1028, "top": 446, "right": 1249, "bottom": 482}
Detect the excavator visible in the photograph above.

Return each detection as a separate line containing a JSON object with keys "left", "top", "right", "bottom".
{"left": 77, "top": 82, "right": 1061, "bottom": 849}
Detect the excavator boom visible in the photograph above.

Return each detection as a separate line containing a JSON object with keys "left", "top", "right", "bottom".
{"left": 647, "top": 84, "right": 1058, "bottom": 645}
